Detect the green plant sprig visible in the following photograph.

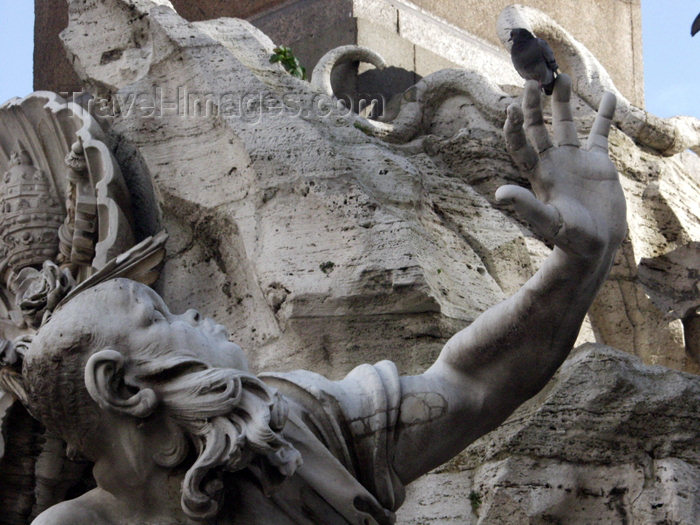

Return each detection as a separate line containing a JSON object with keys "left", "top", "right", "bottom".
{"left": 270, "top": 46, "right": 307, "bottom": 80}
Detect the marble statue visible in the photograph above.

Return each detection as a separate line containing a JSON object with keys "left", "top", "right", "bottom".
{"left": 16, "top": 76, "right": 626, "bottom": 524}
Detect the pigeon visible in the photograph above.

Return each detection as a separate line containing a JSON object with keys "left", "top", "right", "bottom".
{"left": 692, "top": 13, "right": 700, "bottom": 36}
{"left": 509, "top": 28, "right": 559, "bottom": 95}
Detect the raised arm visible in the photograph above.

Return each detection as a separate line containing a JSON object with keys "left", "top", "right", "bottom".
{"left": 392, "top": 75, "right": 627, "bottom": 484}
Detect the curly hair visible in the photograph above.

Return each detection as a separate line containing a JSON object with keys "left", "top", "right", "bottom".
{"left": 134, "top": 357, "right": 301, "bottom": 520}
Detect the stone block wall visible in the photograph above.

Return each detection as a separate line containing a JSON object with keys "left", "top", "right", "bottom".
{"left": 34, "top": 0, "right": 643, "bottom": 107}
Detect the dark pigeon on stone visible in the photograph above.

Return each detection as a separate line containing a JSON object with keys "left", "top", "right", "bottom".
{"left": 509, "top": 28, "right": 559, "bottom": 95}
{"left": 692, "top": 13, "right": 700, "bottom": 36}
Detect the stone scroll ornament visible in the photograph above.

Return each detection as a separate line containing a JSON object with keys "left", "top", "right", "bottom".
{"left": 0, "top": 92, "right": 167, "bottom": 522}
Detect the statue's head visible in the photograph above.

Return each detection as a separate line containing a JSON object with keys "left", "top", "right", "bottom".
{"left": 22, "top": 278, "right": 301, "bottom": 520}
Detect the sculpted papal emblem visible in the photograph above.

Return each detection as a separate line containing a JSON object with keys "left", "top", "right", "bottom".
{"left": 0, "top": 92, "right": 154, "bottom": 335}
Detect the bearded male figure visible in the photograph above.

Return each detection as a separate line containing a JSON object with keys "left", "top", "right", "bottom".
{"left": 23, "top": 77, "right": 626, "bottom": 524}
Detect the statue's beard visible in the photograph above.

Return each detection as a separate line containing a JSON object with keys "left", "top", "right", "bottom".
{"left": 136, "top": 358, "right": 302, "bottom": 521}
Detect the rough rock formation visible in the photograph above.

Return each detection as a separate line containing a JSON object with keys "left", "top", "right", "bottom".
{"left": 399, "top": 344, "right": 700, "bottom": 523}
{"left": 1, "top": 0, "right": 696, "bottom": 522}
{"left": 59, "top": 0, "right": 700, "bottom": 377}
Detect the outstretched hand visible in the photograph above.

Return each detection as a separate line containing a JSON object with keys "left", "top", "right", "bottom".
{"left": 497, "top": 74, "right": 626, "bottom": 262}
{"left": 392, "top": 79, "right": 630, "bottom": 487}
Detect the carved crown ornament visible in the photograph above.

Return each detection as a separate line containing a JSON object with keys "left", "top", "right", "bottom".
{"left": 0, "top": 92, "right": 167, "bottom": 400}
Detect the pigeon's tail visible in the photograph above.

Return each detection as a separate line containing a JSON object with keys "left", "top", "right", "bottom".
{"left": 543, "top": 72, "right": 557, "bottom": 96}
{"left": 692, "top": 13, "right": 700, "bottom": 36}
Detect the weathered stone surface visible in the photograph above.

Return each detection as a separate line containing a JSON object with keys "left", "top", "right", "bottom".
{"left": 0, "top": 400, "right": 44, "bottom": 525}
{"left": 399, "top": 344, "right": 700, "bottom": 523}
{"left": 33, "top": 0, "right": 297, "bottom": 92}
{"left": 497, "top": 5, "right": 700, "bottom": 157}
{"left": 59, "top": 1, "right": 501, "bottom": 375}
{"left": 58, "top": 0, "right": 699, "bottom": 373}
{"left": 415, "top": 89, "right": 700, "bottom": 373}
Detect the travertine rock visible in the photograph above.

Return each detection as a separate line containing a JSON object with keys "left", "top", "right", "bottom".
{"left": 399, "top": 344, "right": 700, "bottom": 524}
{"left": 62, "top": 0, "right": 520, "bottom": 375}
{"left": 58, "top": 0, "right": 699, "bottom": 376}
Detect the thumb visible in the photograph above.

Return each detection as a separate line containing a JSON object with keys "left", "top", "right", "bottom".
{"left": 495, "top": 185, "right": 562, "bottom": 243}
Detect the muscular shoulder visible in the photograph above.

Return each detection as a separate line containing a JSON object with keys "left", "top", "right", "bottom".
{"left": 261, "top": 360, "right": 401, "bottom": 424}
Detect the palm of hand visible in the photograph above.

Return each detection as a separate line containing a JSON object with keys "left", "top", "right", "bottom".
{"left": 498, "top": 75, "right": 627, "bottom": 261}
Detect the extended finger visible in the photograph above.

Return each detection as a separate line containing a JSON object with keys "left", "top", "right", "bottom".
{"left": 586, "top": 91, "right": 616, "bottom": 153}
{"left": 523, "top": 80, "right": 553, "bottom": 153}
{"left": 504, "top": 104, "right": 539, "bottom": 173}
{"left": 495, "top": 185, "right": 562, "bottom": 242}
{"left": 552, "top": 74, "right": 579, "bottom": 147}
